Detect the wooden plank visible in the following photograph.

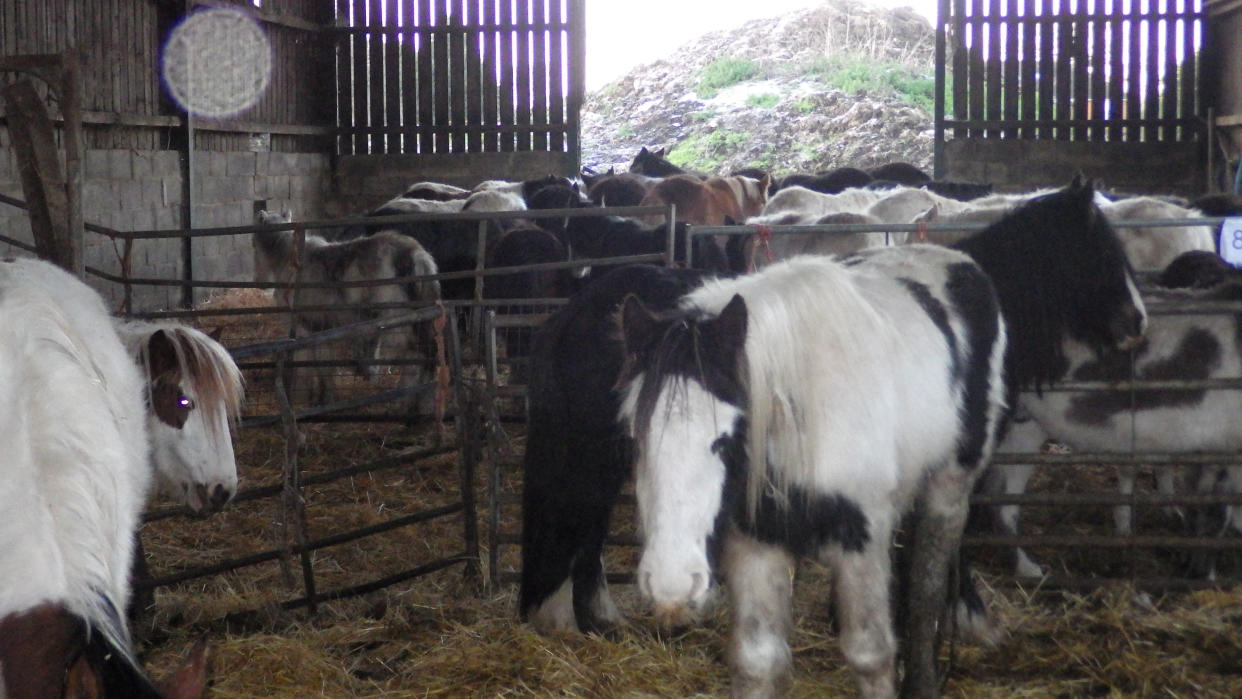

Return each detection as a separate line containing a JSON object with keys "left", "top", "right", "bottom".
{"left": 949, "top": 0, "right": 967, "bottom": 139}
{"left": 401, "top": 0, "right": 418, "bottom": 154}
{"left": 548, "top": 0, "right": 565, "bottom": 152}
{"left": 531, "top": 0, "right": 548, "bottom": 151}
{"left": 417, "top": 0, "right": 434, "bottom": 153}
{"left": 1107, "top": 0, "right": 1123, "bottom": 141}
{"left": 515, "top": 0, "right": 531, "bottom": 151}
{"left": 1144, "top": 0, "right": 1160, "bottom": 141}
{"left": 984, "top": 0, "right": 1000, "bottom": 138}
{"left": 1161, "top": 0, "right": 1179, "bottom": 141}
{"left": 432, "top": 0, "right": 450, "bottom": 153}
{"left": 967, "top": 0, "right": 983, "bottom": 139}
{"left": 1126, "top": 0, "right": 1141, "bottom": 141}
{"left": 1019, "top": 1, "right": 1036, "bottom": 138}
{"left": 352, "top": 0, "right": 370, "bottom": 153}
{"left": 465, "top": 1, "right": 483, "bottom": 153}
{"left": 566, "top": 0, "right": 584, "bottom": 161}
{"left": 498, "top": 0, "right": 515, "bottom": 152}
{"left": 1179, "top": 0, "right": 1198, "bottom": 142}
{"left": 1071, "top": 7, "right": 1089, "bottom": 140}
{"left": 1002, "top": 0, "right": 1019, "bottom": 138}
{"left": 448, "top": 0, "right": 466, "bottom": 152}
{"left": 384, "top": 0, "right": 401, "bottom": 153}
{"left": 481, "top": 0, "right": 499, "bottom": 152}
{"left": 3, "top": 79, "right": 75, "bottom": 272}
{"left": 1036, "top": 0, "right": 1053, "bottom": 138}
{"left": 1088, "top": 0, "right": 1105, "bottom": 140}
{"left": 335, "top": 0, "right": 352, "bottom": 154}
{"left": 369, "top": 0, "right": 387, "bottom": 153}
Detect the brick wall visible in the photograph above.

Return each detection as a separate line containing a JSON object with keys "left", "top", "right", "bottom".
{"left": 0, "top": 140, "right": 330, "bottom": 312}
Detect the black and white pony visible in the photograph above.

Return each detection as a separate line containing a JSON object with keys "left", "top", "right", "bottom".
{"left": 254, "top": 210, "right": 441, "bottom": 408}
{"left": 614, "top": 251, "right": 1008, "bottom": 697}
{"left": 0, "top": 257, "right": 212, "bottom": 697}
{"left": 986, "top": 254, "right": 1242, "bottom": 578}
{"left": 519, "top": 177, "right": 1147, "bottom": 696}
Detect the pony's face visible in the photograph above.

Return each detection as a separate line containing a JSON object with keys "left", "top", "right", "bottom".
{"left": 618, "top": 294, "right": 748, "bottom": 628}
{"left": 139, "top": 328, "right": 242, "bottom": 514}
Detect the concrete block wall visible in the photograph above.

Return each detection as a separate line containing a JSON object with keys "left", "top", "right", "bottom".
{"left": 942, "top": 139, "right": 1208, "bottom": 198}
{"left": 333, "top": 151, "right": 579, "bottom": 213}
{"left": 0, "top": 141, "right": 331, "bottom": 312}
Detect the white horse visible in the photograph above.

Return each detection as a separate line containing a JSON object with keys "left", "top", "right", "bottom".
{"left": 0, "top": 256, "right": 210, "bottom": 697}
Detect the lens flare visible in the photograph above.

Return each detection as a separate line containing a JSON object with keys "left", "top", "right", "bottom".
{"left": 162, "top": 8, "right": 272, "bottom": 118}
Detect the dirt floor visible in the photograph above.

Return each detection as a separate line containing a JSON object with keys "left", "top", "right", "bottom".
{"left": 131, "top": 290, "right": 1242, "bottom": 697}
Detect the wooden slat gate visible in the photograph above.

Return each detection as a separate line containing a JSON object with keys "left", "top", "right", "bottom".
{"left": 934, "top": 0, "right": 1210, "bottom": 195}
{"left": 331, "top": 0, "right": 585, "bottom": 158}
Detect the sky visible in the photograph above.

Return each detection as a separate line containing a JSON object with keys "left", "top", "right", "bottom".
{"left": 584, "top": 0, "right": 938, "bottom": 90}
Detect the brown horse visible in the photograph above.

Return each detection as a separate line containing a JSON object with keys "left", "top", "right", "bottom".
{"left": 637, "top": 174, "right": 770, "bottom": 227}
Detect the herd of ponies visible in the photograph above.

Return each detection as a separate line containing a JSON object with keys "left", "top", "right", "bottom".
{"left": 6, "top": 144, "right": 1242, "bottom": 697}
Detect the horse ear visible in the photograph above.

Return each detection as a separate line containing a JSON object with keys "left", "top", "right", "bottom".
{"left": 154, "top": 637, "right": 211, "bottom": 699}
{"left": 206, "top": 327, "right": 223, "bottom": 343}
{"left": 607, "top": 166, "right": 615, "bottom": 175}
{"left": 655, "top": 147, "right": 666, "bottom": 157}
{"left": 722, "top": 215, "right": 737, "bottom": 226}
{"left": 618, "top": 293, "right": 663, "bottom": 358}
{"left": 705, "top": 294, "right": 748, "bottom": 365}
{"left": 638, "top": 146, "right": 650, "bottom": 156}
{"left": 144, "top": 329, "right": 179, "bottom": 378}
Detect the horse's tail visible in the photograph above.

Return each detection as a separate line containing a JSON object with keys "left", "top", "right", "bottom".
{"left": 517, "top": 316, "right": 579, "bottom": 620}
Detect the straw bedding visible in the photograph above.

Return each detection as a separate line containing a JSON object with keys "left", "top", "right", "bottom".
{"left": 133, "top": 289, "right": 1242, "bottom": 697}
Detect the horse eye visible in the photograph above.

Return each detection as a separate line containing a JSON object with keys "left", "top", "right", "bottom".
{"left": 179, "top": 396, "right": 194, "bottom": 410}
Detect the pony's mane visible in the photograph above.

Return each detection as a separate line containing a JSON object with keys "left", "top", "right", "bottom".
{"left": 951, "top": 178, "right": 1134, "bottom": 392}
{"left": 631, "top": 257, "right": 896, "bottom": 518}
{"left": 119, "top": 320, "right": 244, "bottom": 430}
{"left": 0, "top": 284, "right": 146, "bottom": 668}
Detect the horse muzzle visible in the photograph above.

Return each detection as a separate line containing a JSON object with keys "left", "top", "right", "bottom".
{"left": 188, "top": 481, "right": 235, "bottom": 515}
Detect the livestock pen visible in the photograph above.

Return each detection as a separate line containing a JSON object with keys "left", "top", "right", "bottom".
{"left": 14, "top": 205, "right": 1224, "bottom": 696}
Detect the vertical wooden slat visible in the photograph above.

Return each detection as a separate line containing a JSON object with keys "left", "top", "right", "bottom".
{"left": 565, "top": 0, "right": 584, "bottom": 164}
{"left": 498, "top": 0, "right": 515, "bottom": 152}
{"left": 1003, "top": 0, "right": 1019, "bottom": 138}
{"left": 353, "top": 0, "right": 370, "bottom": 153}
{"left": 1072, "top": 3, "right": 1089, "bottom": 140}
{"left": 1161, "top": 0, "right": 1178, "bottom": 142}
{"left": 1020, "top": 0, "right": 1037, "bottom": 138}
{"left": 401, "top": 0, "right": 419, "bottom": 154}
{"left": 368, "top": 0, "right": 387, "bottom": 153}
{"left": 465, "top": 0, "right": 484, "bottom": 153}
{"left": 481, "top": 0, "right": 499, "bottom": 152}
{"left": 432, "top": 1, "right": 449, "bottom": 153}
{"left": 1126, "top": 0, "right": 1142, "bottom": 141}
{"left": 384, "top": 0, "right": 401, "bottom": 153}
{"left": 531, "top": 0, "right": 547, "bottom": 152}
{"left": 986, "top": 0, "right": 1002, "bottom": 138}
{"left": 514, "top": 0, "right": 531, "bottom": 151}
{"left": 1108, "top": 0, "right": 1124, "bottom": 141}
{"left": 417, "top": 0, "right": 434, "bottom": 152}
{"left": 951, "top": 0, "right": 968, "bottom": 139}
{"left": 1178, "top": 0, "right": 1197, "bottom": 142}
{"left": 335, "top": 0, "right": 351, "bottom": 154}
{"left": 1038, "top": 0, "right": 1054, "bottom": 138}
{"left": 1144, "top": 0, "right": 1160, "bottom": 141}
{"left": 1054, "top": 0, "right": 1072, "bottom": 139}
{"left": 448, "top": 0, "right": 466, "bottom": 152}
{"left": 548, "top": 0, "right": 565, "bottom": 152}
{"left": 967, "top": 0, "right": 984, "bottom": 139}
{"left": 1089, "top": 0, "right": 1106, "bottom": 140}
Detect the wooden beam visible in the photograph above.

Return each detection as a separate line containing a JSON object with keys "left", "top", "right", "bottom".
{"left": 1, "top": 79, "right": 77, "bottom": 273}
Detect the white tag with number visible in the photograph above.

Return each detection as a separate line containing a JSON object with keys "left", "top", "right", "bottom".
{"left": 1221, "top": 217, "right": 1242, "bottom": 267}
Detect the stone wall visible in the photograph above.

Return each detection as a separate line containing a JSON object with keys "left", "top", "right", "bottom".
{"left": 0, "top": 137, "right": 330, "bottom": 311}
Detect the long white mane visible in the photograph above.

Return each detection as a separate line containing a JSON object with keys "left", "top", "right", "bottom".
{"left": 0, "top": 257, "right": 148, "bottom": 660}
{"left": 680, "top": 254, "right": 944, "bottom": 515}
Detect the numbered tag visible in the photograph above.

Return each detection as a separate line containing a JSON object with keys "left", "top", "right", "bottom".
{"left": 1221, "top": 217, "right": 1242, "bottom": 267}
